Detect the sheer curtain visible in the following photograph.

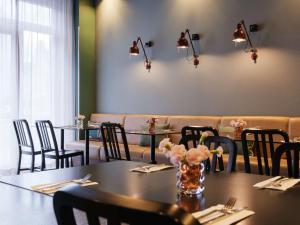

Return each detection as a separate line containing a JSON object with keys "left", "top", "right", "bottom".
{"left": 0, "top": 0, "right": 75, "bottom": 173}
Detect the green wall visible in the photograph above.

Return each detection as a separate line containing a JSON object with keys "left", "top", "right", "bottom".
{"left": 79, "top": 0, "right": 96, "bottom": 118}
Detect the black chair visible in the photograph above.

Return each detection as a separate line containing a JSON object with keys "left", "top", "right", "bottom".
{"left": 241, "top": 128, "right": 291, "bottom": 176}
{"left": 35, "top": 120, "right": 84, "bottom": 170}
{"left": 53, "top": 185, "right": 200, "bottom": 225}
{"left": 204, "top": 136, "right": 237, "bottom": 173}
{"left": 13, "top": 119, "right": 41, "bottom": 174}
{"left": 179, "top": 126, "right": 219, "bottom": 172}
{"left": 272, "top": 142, "right": 300, "bottom": 178}
{"left": 100, "top": 122, "right": 130, "bottom": 161}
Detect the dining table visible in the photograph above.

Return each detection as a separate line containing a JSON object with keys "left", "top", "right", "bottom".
{"left": 0, "top": 161, "right": 300, "bottom": 225}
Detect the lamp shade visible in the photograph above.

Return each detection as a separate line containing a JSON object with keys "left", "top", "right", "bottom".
{"left": 177, "top": 32, "right": 189, "bottom": 48}
{"left": 129, "top": 41, "right": 139, "bottom": 55}
{"left": 233, "top": 23, "right": 246, "bottom": 42}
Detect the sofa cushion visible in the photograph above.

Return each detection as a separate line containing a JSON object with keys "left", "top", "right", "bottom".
{"left": 288, "top": 118, "right": 300, "bottom": 140}
{"left": 65, "top": 140, "right": 102, "bottom": 160}
{"left": 167, "top": 116, "right": 221, "bottom": 144}
{"left": 124, "top": 114, "right": 169, "bottom": 145}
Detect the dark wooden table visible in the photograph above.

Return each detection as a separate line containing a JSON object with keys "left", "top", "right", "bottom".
{"left": 1, "top": 161, "right": 300, "bottom": 225}
{"left": 54, "top": 125, "right": 99, "bottom": 165}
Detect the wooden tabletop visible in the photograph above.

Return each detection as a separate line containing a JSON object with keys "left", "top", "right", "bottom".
{"left": 1, "top": 161, "right": 300, "bottom": 225}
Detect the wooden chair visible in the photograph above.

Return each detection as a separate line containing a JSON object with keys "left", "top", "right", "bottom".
{"left": 272, "top": 142, "right": 300, "bottom": 178}
{"left": 204, "top": 136, "right": 237, "bottom": 173}
{"left": 241, "top": 128, "right": 291, "bottom": 176}
{"left": 53, "top": 185, "right": 200, "bottom": 225}
{"left": 13, "top": 119, "right": 41, "bottom": 174}
{"left": 35, "top": 120, "right": 84, "bottom": 170}
{"left": 179, "top": 126, "right": 219, "bottom": 171}
{"left": 100, "top": 122, "right": 130, "bottom": 161}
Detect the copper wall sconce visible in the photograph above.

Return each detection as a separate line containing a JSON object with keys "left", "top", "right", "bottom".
{"left": 233, "top": 20, "right": 258, "bottom": 63}
{"left": 129, "top": 37, "right": 153, "bottom": 72}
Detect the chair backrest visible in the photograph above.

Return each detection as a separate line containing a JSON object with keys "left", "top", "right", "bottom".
{"left": 204, "top": 136, "right": 237, "bottom": 173}
{"left": 241, "top": 128, "right": 291, "bottom": 176}
{"left": 35, "top": 120, "right": 59, "bottom": 156}
{"left": 53, "top": 185, "right": 200, "bottom": 225}
{"left": 100, "top": 122, "right": 130, "bottom": 161}
{"left": 272, "top": 142, "right": 300, "bottom": 178}
{"left": 179, "top": 126, "right": 219, "bottom": 148}
{"left": 179, "top": 126, "right": 219, "bottom": 172}
{"left": 13, "top": 119, "right": 34, "bottom": 152}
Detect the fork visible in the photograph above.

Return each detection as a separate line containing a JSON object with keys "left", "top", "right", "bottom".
{"left": 197, "top": 197, "right": 237, "bottom": 222}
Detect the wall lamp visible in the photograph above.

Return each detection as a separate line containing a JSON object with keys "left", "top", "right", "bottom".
{"left": 233, "top": 20, "right": 258, "bottom": 63}
{"left": 177, "top": 29, "right": 200, "bottom": 68}
{"left": 129, "top": 37, "right": 153, "bottom": 72}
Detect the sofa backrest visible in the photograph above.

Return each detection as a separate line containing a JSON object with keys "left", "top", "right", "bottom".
{"left": 289, "top": 118, "right": 300, "bottom": 140}
{"left": 90, "top": 114, "right": 125, "bottom": 125}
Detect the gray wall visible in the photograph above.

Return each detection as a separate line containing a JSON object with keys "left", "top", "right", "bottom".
{"left": 95, "top": 0, "right": 300, "bottom": 116}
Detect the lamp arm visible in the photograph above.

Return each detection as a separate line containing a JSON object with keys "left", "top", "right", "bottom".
{"left": 241, "top": 20, "right": 254, "bottom": 49}
{"left": 136, "top": 37, "right": 150, "bottom": 63}
{"left": 185, "top": 29, "right": 198, "bottom": 57}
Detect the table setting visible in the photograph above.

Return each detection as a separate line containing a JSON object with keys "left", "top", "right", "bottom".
{"left": 253, "top": 176, "right": 300, "bottom": 191}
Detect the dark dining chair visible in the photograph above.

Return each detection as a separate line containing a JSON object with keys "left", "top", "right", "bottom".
{"left": 179, "top": 126, "right": 219, "bottom": 149}
{"left": 179, "top": 126, "right": 219, "bottom": 172}
{"left": 272, "top": 142, "right": 300, "bottom": 178}
{"left": 204, "top": 136, "right": 237, "bottom": 173}
{"left": 13, "top": 119, "right": 41, "bottom": 174}
{"left": 100, "top": 122, "right": 131, "bottom": 161}
{"left": 53, "top": 185, "right": 200, "bottom": 225}
{"left": 241, "top": 128, "right": 291, "bottom": 176}
{"left": 35, "top": 120, "right": 84, "bottom": 170}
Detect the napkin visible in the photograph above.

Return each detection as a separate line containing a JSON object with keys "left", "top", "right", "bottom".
{"left": 253, "top": 176, "right": 300, "bottom": 191}
{"left": 130, "top": 164, "right": 174, "bottom": 173}
{"left": 192, "top": 204, "right": 255, "bottom": 225}
{"left": 31, "top": 179, "right": 98, "bottom": 195}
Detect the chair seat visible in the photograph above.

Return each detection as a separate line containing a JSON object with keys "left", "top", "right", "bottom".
{"left": 21, "top": 150, "right": 42, "bottom": 155}
{"left": 44, "top": 149, "right": 84, "bottom": 159}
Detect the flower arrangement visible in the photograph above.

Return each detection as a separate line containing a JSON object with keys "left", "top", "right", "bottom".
{"left": 158, "top": 132, "right": 223, "bottom": 166}
{"left": 146, "top": 117, "right": 158, "bottom": 133}
{"left": 75, "top": 114, "right": 86, "bottom": 121}
{"left": 75, "top": 114, "right": 85, "bottom": 128}
{"left": 230, "top": 119, "right": 247, "bottom": 139}
{"left": 230, "top": 119, "right": 247, "bottom": 128}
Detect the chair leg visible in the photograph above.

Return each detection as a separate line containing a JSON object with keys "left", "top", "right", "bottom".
{"left": 41, "top": 154, "right": 46, "bottom": 171}
{"left": 55, "top": 158, "right": 59, "bottom": 169}
{"left": 65, "top": 158, "right": 69, "bottom": 168}
{"left": 31, "top": 154, "right": 35, "bottom": 173}
{"left": 70, "top": 158, "right": 74, "bottom": 167}
{"left": 60, "top": 158, "right": 64, "bottom": 168}
{"left": 81, "top": 154, "right": 84, "bottom": 166}
{"left": 17, "top": 152, "right": 22, "bottom": 175}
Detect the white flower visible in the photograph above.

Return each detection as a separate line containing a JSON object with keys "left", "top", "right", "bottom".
{"left": 216, "top": 146, "right": 224, "bottom": 158}
{"left": 76, "top": 114, "right": 85, "bottom": 120}
{"left": 158, "top": 138, "right": 174, "bottom": 155}
{"left": 230, "top": 119, "right": 247, "bottom": 128}
{"left": 169, "top": 144, "right": 186, "bottom": 165}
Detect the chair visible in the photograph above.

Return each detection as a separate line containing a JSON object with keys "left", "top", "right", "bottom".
{"left": 272, "top": 142, "right": 300, "bottom": 178}
{"left": 179, "top": 126, "right": 219, "bottom": 172}
{"left": 53, "top": 185, "right": 200, "bottom": 225}
{"left": 204, "top": 136, "right": 237, "bottom": 173}
{"left": 241, "top": 128, "right": 291, "bottom": 176}
{"left": 100, "top": 122, "right": 130, "bottom": 161}
{"left": 13, "top": 119, "right": 41, "bottom": 174}
{"left": 35, "top": 120, "right": 84, "bottom": 170}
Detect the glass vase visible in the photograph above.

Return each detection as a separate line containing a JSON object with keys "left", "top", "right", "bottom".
{"left": 234, "top": 126, "right": 243, "bottom": 139}
{"left": 176, "top": 161, "right": 205, "bottom": 195}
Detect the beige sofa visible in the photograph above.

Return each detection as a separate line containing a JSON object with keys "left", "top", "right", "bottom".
{"left": 66, "top": 114, "right": 299, "bottom": 173}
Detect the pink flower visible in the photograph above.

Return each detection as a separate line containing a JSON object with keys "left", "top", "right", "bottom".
{"left": 216, "top": 146, "right": 224, "bottom": 157}
{"left": 230, "top": 119, "right": 247, "bottom": 128}
{"left": 158, "top": 138, "right": 174, "bottom": 155}
{"left": 197, "top": 144, "right": 210, "bottom": 159}
{"left": 186, "top": 148, "right": 205, "bottom": 165}
{"left": 169, "top": 144, "right": 186, "bottom": 165}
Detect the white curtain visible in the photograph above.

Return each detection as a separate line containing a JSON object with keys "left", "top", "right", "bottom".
{"left": 0, "top": 0, "right": 75, "bottom": 173}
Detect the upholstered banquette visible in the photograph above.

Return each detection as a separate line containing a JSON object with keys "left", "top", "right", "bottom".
{"left": 66, "top": 114, "right": 299, "bottom": 172}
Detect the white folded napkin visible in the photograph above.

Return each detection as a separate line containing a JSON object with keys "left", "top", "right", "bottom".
{"left": 253, "top": 176, "right": 300, "bottom": 191}
{"left": 130, "top": 164, "right": 174, "bottom": 173}
{"left": 192, "top": 204, "right": 255, "bottom": 225}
